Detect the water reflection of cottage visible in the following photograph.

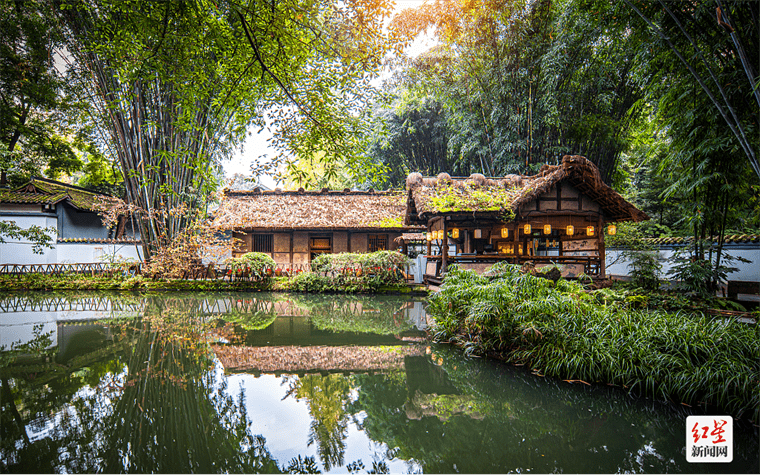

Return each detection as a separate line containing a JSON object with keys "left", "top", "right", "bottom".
{"left": 404, "top": 155, "right": 648, "bottom": 283}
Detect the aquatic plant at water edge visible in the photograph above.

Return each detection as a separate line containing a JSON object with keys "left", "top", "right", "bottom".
{"left": 428, "top": 264, "right": 760, "bottom": 422}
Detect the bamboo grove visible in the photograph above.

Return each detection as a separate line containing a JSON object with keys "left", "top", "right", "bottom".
{"left": 54, "top": 0, "right": 394, "bottom": 259}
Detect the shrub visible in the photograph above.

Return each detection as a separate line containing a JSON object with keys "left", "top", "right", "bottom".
{"left": 667, "top": 245, "right": 747, "bottom": 299}
{"left": 626, "top": 250, "right": 662, "bottom": 290}
{"left": 287, "top": 272, "right": 332, "bottom": 292}
{"left": 225, "top": 252, "right": 276, "bottom": 288}
{"left": 311, "top": 250, "right": 411, "bottom": 287}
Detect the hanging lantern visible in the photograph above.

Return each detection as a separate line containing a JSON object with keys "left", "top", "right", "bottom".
{"left": 543, "top": 224, "right": 552, "bottom": 235}
{"left": 426, "top": 232, "right": 433, "bottom": 242}
{"left": 607, "top": 224, "right": 617, "bottom": 235}
{"left": 474, "top": 229, "right": 482, "bottom": 239}
{"left": 586, "top": 226, "right": 595, "bottom": 236}
{"left": 523, "top": 224, "right": 531, "bottom": 234}
{"left": 566, "top": 225, "right": 574, "bottom": 236}
{"left": 437, "top": 229, "right": 444, "bottom": 240}
{"left": 518, "top": 244, "right": 523, "bottom": 255}
{"left": 501, "top": 227, "right": 509, "bottom": 238}
{"left": 451, "top": 228, "right": 459, "bottom": 239}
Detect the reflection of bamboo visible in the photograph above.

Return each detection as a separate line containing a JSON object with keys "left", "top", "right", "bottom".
{"left": 1, "top": 377, "right": 30, "bottom": 445}
{"left": 102, "top": 314, "right": 219, "bottom": 472}
{"left": 288, "top": 374, "right": 351, "bottom": 471}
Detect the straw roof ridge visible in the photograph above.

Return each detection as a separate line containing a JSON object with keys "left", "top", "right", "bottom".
{"left": 223, "top": 188, "right": 395, "bottom": 197}
{"left": 405, "top": 155, "right": 648, "bottom": 224}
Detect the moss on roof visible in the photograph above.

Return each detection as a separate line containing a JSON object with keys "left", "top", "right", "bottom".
{"left": 0, "top": 177, "right": 112, "bottom": 212}
{"left": 24, "top": 178, "right": 106, "bottom": 211}
{"left": 0, "top": 190, "right": 68, "bottom": 206}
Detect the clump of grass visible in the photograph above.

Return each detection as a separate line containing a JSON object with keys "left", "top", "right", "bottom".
{"left": 428, "top": 263, "right": 760, "bottom": 422}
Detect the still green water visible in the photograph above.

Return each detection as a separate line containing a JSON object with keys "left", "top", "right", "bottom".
{"left": 1, "top": 292, "right": 757, "bottom": 473}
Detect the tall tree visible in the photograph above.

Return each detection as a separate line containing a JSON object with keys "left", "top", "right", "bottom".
{"left": 621, "top": 0, "right": 760, "bottom": 181}
{"left": 57, "top": 0, "right": 393, "bottom": 258}
{"left": 365, "top": 94, "right": 456, "bottom": 188}
{"left": 0, "top": 0, "right": 83, "bottom": 186}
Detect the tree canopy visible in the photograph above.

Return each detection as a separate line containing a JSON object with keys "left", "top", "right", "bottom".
{"left": 55, "top": 0, "right": 394, "bottom": 257}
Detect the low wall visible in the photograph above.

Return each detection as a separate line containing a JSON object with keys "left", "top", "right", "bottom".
{"left": 0, "top": 240, "right": 143, "bottom": 265}
{"left": 606, "top": 245, "right": 760, "bottom": 283}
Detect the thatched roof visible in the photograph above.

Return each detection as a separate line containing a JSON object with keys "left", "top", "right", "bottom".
{"left": 394, "top": 233, "right": 426, "bottom": 244}
{"left": 214, "top": 344, "right": 425, "bottom": 373}
{"left": 404, "top": 155, "right": 649, "bottom": 225}
{"left": 212, "top": 188, "right": 423, "bottom": 231}
{"left": 0, "top": 177, "right": 111, "bottom": 212}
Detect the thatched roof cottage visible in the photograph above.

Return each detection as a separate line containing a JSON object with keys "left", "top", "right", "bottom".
{"left": 404, "top": 155, "right": 649, "bottom": 281}
{"left": 212, "top": 188, "right": 424, "bottom": 268}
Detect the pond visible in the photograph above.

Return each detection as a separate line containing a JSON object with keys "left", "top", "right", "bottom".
{"left": 1, "top": 292, "right": 757, "bottom": 473}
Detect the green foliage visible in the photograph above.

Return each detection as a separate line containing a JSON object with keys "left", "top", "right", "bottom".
{"left": 626, "top": 251, "right": 662, "bottom": 291}
{"left": 0, "top": 273, "right": 272, "bottom": 292}
{"left": 621, "top": 0, "right": 759, "bottom": 181}
{"left": 427, "top": 183, "right": 520, "bottom": 215}
{"left": 666, "top": 243, "right": 745, "bottom": 300}
{"left": 0, "top": 0, "right": 88, "bottom": 186}
{"left": 384, "top": 0, "right": 644, "bottom": 181}
{"left": 225, "top": 252, "right": 276, "bottom": 286}
{"left": 363, "top": 95, "right": 455, "bottom": 188}
{"left": 282, "top": 252, "right": 412, "bottom": 293}
{"left": 287, "top": 272, "right": 334, "bottom": 293}
{"left": 428, "top": 264, "right": 760, "bottom": 421}
{"left": 0, "top": 220, "right": 55, "bottom": 254}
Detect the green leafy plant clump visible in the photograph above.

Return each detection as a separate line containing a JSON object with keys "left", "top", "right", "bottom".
{"left": 428, "top": 183, "right": 521, "bottom": 215}
{"left": 224, "top": 252, "right": 277, "bottom": 288}
{"left": 427, "top": 263, "right": 760, "bottom": 422}
{"left": 307, "top": 250, "right": 412, "bottom": 292}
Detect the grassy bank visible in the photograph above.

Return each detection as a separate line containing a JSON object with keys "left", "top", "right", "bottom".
{"left": 427, "top": 263, "right": 759, "bottom": 422}
{"left": 0, "top": 273, "right": 425, "bottom": 295}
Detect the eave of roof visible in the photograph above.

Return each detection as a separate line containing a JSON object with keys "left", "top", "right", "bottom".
{"left": 8, "top": 177, "right": 112, "bottom": 212}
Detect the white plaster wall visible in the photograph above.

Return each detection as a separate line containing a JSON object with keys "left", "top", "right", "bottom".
{"left": 0, "top": 310, "right": 115, "bottom": 350}
{"left": 56, "top": 242, "right": 143, "bottom": 264}
{"left": 0, "top": 215, "right": 58, "bottom": 264}
{"left": 0, "top": 240, "right": 143, "bottom": 265}
{"left": 607, "top": 247, "right": 760, "bottom": 282}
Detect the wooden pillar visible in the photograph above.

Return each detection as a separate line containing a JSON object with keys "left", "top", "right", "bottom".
{"left": 598, "top": 215, "right": 606, "bottom": 278}
{"left": 513, "top": 222, "right": 520, "bottom": 264}
{"left": 441, "top": 220, "right": 448, "bottom": 275}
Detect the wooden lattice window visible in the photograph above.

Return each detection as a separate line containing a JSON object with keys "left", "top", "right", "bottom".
{"left": 368, "top": 234, "right": 388, "bottom": 252}
{"left": 253, "top": 234, "right": 273, "bottom": 253}
{"left": 310, "top": 236, "right": 332, "bottom": 261}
